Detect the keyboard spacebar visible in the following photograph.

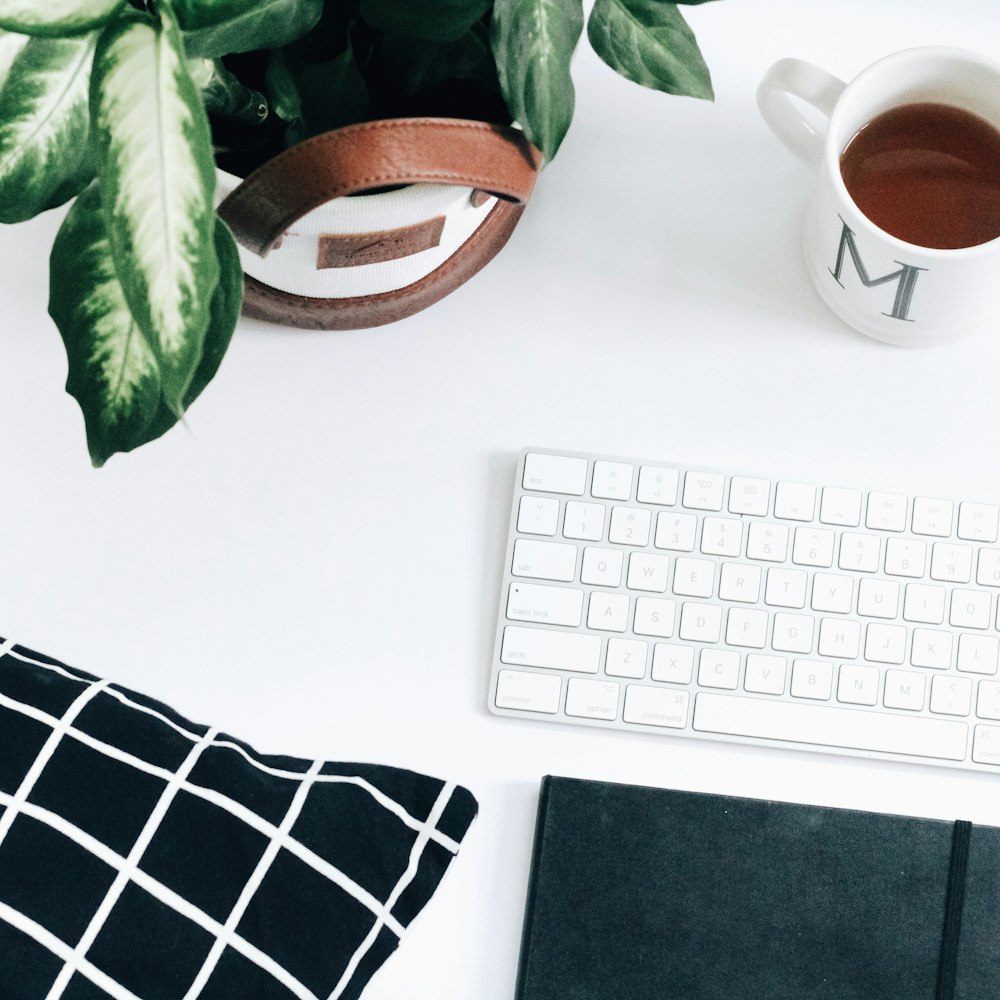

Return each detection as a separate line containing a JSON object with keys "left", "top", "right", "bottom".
{"left": 694, "top": 694, "right": 969, "bottom": 762}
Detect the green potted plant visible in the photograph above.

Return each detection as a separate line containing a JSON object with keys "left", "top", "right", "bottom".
{"left": 0, "top": 0, "right": 717, "bottom": 466}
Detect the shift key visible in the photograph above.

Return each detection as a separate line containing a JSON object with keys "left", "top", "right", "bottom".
{"left": 501, "top": 626, "right": 601, "bottom": 674}
{"left": 512, "top": 539, "right": 577, "bottom": 581}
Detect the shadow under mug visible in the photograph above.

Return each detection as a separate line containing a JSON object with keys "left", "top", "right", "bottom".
{"left": 757, "top": 46, "right": 1000, "bottom": 347}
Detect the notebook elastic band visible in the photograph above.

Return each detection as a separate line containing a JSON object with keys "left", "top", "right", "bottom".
{"left": 936, "top": 819, "right": 972, "bottom": 1000}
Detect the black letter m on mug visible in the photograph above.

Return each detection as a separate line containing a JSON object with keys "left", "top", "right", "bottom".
{"left": 829, "top": 216, "right": 927, "bottom": 321}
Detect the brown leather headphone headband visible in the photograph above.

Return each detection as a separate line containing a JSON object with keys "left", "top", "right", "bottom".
{"left": 218, "top": 117, "right": 543, "bottom": 258}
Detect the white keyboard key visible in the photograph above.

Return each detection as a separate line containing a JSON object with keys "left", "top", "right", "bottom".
{"left": 683, "top": 471, "right": 725, "bottom": 511}
{"left": 866, "top": 492, "right": 907, "bottom": 532}
{"left": 957, "top": 634, "right": 999, "bottom": 676}
{"left": 565, "top": 678, "right": 620, "bottom": 721}
{"left": 976, "top": 681, "right": 1000, "bottom": 721}
{"left": 623, "top": 685, "right": 690, "bottom": 729}
{"left": 865, "top": 623, "right": 906, "bottom": 664}
{"left": 774, "top": 482, "right": 816, "bottom": 521}
{"left": 651, "top": 643, "right": 694, "bottom": 684}
{"left": 588, "top": 592, "right": 630, "bottom": 632}
{"left": 698, "top": 649, "right": 741, "bottom": 690}
{"left": 973, "top": 725, "right": 1000, "bottom": 764}
{"left": 810, "top": 572, "right": 853, "bottom": 614}
{"left": 903, "top": 583, "right": 946, "bottom": 625}
{"left": 694, "top": 693, "right": 968, "bottom": 761}
{"left": 838, "top": 532, "right": 880, "bottom": 573}
{"left": 820, "top": 486, "right": 863, "bottom": 527}
{"left": 745, "top": 522, "right": 789, "bottom": 562}
{"left": 725, "top": 608, "right": 768, "bottom": 648}
{"left": 744, "top": 654, "right": 787, "bottom": 695}
{"left": 512, "top": 538, "right": 577, "bottom": 582}
{"left": 772, "top": 612, "right": 814, "bottom": 654}
{"left": 679, "top": 603, "right": 723, "bottom": 643}
{"left": 950, "top": 589, "right": 992, "bottom": 630}
{"left": 912, "top": 497, "right": 954, "bottom": 537}
{"left": 580, "top": 546, "right": 623, "bottom": 587}
{"left": 495, "top": 669, "right": 561, "bottom": 714}
{"left": 626, "top": 552, "right": 670, "bottom": 593}
{"left": 523, "top": 453, "right": 587, "bottom": 495}
{"left": 608, "top": 505, "right": 651, "bottom": 546}
{"left": 958, "top": 502, "right": 999, "bottom": 543}
{"left": 818, "top": 618, "right": 861, "bottom": 659}
{"left": 501, "top": 626, "right": 601, "bottom": 674}
{"left": 718, "top": 563, "right": 762, "bottom": 603}
{"left": 883, "top": 669, "right": 926, "bottom": 711}
{"left": 930, "top": 542, "right": 973, "bottom": 583}
{"left": 857, "top": 579, "right": 900, "bottom": 619}
{"left": 591, "top": 461, "right": 633, "bottom": 500}
{"left": 884, "top": 538, "right": 927, "bottom": 578}
{"left": 563, "top": 501, "right": 606, "bottom": 541}
{"left": 633, "top": 598, "right": 676, "bottom": 638}
{"left": 792, "top": 527, "right": 835, "bottom": 568}
{"left": 791, "top": 659, "right": 833, "bottom": 700}
{"left": 517, "top": 496, "right": 559, "bottom": 536}
{"left": 655, "top": 511, "right": 698, "bottom": 552}
{"left": 930, "top": 675, "right": 973, "bottom": 717}
{"left": 700, "top": 516, "right": 743, "bottom": 558}
{"left": 911, "top": 628, "right": 953, "bottom": 669}
{"left": 507, "top": 583, "right": 584, "bottom": 627}
{"left": 728, "top": 477, "right": 770, "bottom": 516}
{"left": 605, "top": 638, "right": 648, "bottom": 679}
{"left": 837, "top": 664, "right": 879, "bottom": 706}
{"left": 764, "top": 568, "right": 808, "bottom": 609}
{"left": 673, "top": 557, "right": 716, "bottom": 599}
{"left": 636, "top": 466, "right": 678, "bottom": 506}
{"left": 977, "top": 548, "right": 1000, "bottom": 587}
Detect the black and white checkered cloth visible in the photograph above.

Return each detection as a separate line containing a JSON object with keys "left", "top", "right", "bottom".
{"left": 0, "top": 638, "right": 478, "bottom": 999}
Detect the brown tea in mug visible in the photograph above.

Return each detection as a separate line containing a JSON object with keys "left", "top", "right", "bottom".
{"left": 839, "top": 102, "right": 1000, "bottom": 249}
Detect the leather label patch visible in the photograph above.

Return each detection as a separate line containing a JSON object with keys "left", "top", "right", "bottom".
{"left": 317, "top": 215, "right": 446, "bottom": 269}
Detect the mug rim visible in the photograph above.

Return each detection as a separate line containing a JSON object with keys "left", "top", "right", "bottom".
{"left": 825, "top": 44, "right": 1000, "bottom": 259}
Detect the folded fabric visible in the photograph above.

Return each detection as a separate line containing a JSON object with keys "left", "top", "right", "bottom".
{"left": 0, "top": 638, "right": 478, "bottom": 1000}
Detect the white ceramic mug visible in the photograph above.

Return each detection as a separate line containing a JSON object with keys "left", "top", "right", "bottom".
{"left": 757, "top": 46, "right": 1000, "bottom": 346}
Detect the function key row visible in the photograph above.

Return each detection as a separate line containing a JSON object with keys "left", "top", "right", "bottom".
{"left": 522, "top": 452, "right": 994, "bottom": 540}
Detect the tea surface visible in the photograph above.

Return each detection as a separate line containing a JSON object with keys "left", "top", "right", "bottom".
{"left": 840, "top": 102, "right": 1000, "bottom": 249}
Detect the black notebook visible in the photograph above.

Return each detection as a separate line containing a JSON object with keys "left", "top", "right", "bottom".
{"left": 515, "top": 776, "right": 1000, "bottom": 1000}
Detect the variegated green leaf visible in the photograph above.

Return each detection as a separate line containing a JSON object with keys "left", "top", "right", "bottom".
{"left": 0, "top": 27, "right": 29, "bottom": 91}
{"left": 491, "top": 0, "right": 584, "bottom": 161}
{"left": 91, "top": 5, "right": 218, "bottom": 412}
{"left": 173, "top": 0, "right": 323, "bottom": 58}
{"left": 49, "top": 184, "right": 162, "bottom": 467}
{"left": 0, "top": 35, "right": 96, "bottom": 223}
{"left": 0, "top": 0, "right": 124, "bottom": 38}
{"left": 142, "top": 219, "right": 243, "bottom": 444}
{"left": 587, "top": 0, "right": 713, "bottom": 100}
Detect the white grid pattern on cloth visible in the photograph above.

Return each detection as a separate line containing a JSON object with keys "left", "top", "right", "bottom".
{"left": 183, "top": 759, "right": 325, "bottom": 1000}
{"left": 0, "top": 788, "right": 318, "bottom": 1000}
{"left": 0, "top": 643, "right": 465, "bottom": 1000}
{"left": 327, "top": 781, "right": 456, "bottom": 1000}
{"left": 45, "top": 727, "right": 221, "bottom": 1000}
{"left": 0, "top": 689, "right": 407, "bottom": 938}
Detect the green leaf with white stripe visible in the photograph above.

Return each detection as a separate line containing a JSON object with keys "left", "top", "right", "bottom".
{"left": 587, "top": 0, "right": 713, "bottom": 100}
{"left": 91, "top": 5, "right": 218, "bottom": 412}
{"left": 0, "top": 35, "right": 96, "bottom": 223}
{"left": 49, "top": 184, "right": 162, "bottom": 467}
{"left": 491, "top": 0, "right": 583, "bottom": 161}
{"left": 141, "top": 219, "right": 243, "bottom": 445}
{"left": 0, "top": 27, "right": 29, "bottom": 91}
{"left": 0, "top": 0, "right": 124, "bottom": 38}
{"left": 173, "top": 0, "right": 323, "bottom": 58}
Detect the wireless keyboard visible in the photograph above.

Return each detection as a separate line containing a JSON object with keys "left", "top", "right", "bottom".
{"left": 488, "top": 447, "right": 1000, "bottom": 773}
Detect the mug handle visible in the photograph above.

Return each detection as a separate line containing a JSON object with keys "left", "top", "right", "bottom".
{"left": 756, "top": 58, "right": 847, "bottom": 170}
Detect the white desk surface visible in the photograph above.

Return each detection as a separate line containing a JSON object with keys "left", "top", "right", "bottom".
{"left": 3, "top": 1, "right": 1000, "bottom": 995}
